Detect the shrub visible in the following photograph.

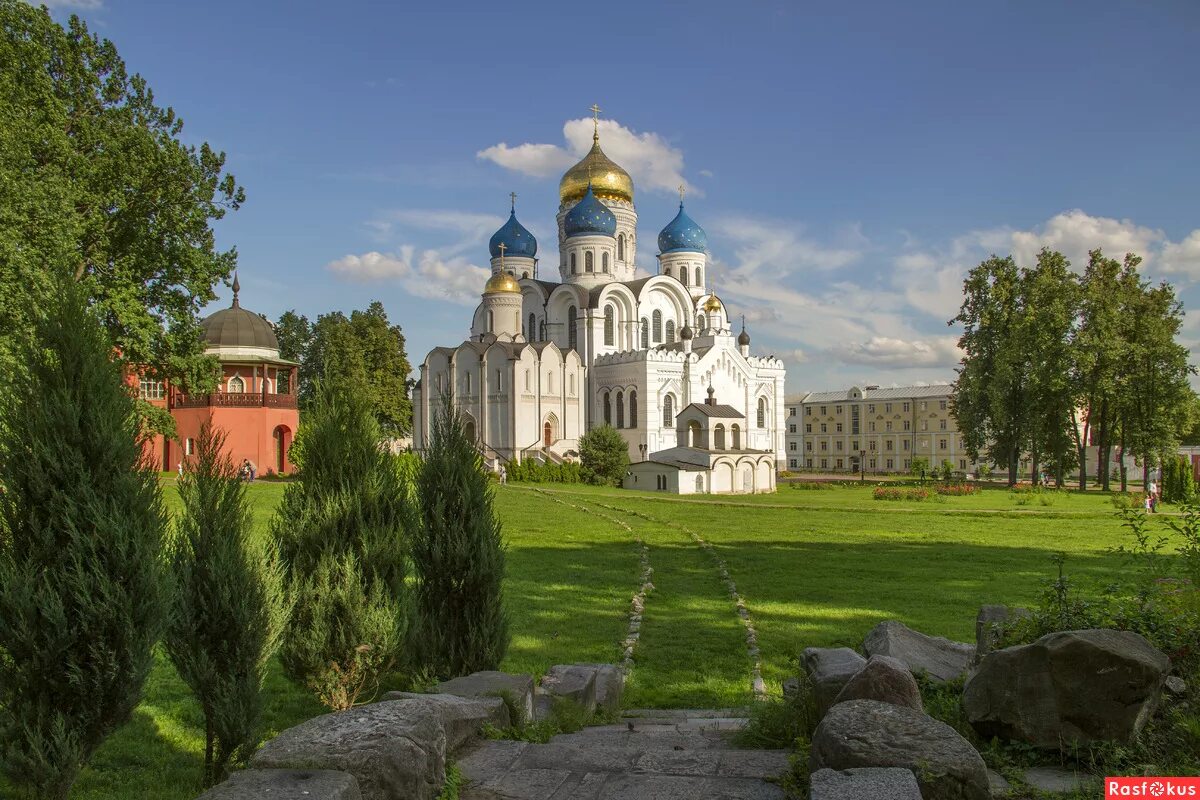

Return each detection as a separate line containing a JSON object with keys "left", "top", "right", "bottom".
{"left": 579, "top": 424, "right": 629, "bottom": 486}
{"left": 790, "top": 481, "right": 833, "bottom": 491}
{"left": 507, "top": 459, "right": 583, "bottom": 484}
{"left": 0, "top": 286, "right": 169, "bottom": 800}
{"left": 873, "top": 487, "right": 903, "bottom": 501}
{"left": 411, "top": 399, "right": 510, "bottom": 678}
{"left": 1111, "top": 492, "right": 1149, "bottom": 511}
{"left": 936, "top": 483, "right": 980, "bottom": 496}
{"left": 1162, "top": 456, "right": 1196, "bottom": 504}
{"left": 272, "top": 381, "right": 411, "bottom": 710}
{"left": 165, "top": 423, "right": 290, "bottom": 785}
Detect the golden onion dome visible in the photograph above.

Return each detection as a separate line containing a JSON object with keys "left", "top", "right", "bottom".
{"left": 559, "top": 134, "right": 634, "bottom": 204}
{"left": 703, "top": 294, "right": 723, "bottom": 312}
{"left": 484, "top": 271, "right": 522, "bottom": 294}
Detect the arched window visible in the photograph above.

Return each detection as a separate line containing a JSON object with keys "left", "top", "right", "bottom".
{"left": 665, "top": 320, "right": 676, "bottom": 343}
{"left": 570, "top": 252, "right": 577, "bottom": 274}
{"left": 524, "top": 369, "right": 531, "bottom": 391}
{"left": 548, "top": 371, "right": 554, "bottom": 393}
{"left": 487, "top": 310, "right": 494, "bottom": 332}
{"left": 616, "top": 391, "right": 625, "bottom": 428}
{"left": 652, "top": 310, "right": 662, "bottom": 342}
{"left": 528, "top": 313, "right": 536, "bottom": 341}
{"left": 495, "top": 369, "right": 503, "bottom": 390}
{"left": 757, "top": 397, "right": 767, "bottom": 428}
{"left": 465, "top": 372, "right": 472, "bottom": 394}
{"left": 602, "top": 252, "right": 609, "bottom": 273}
{"left": 680, "top": 268, "right": 688, "bottom": 286}
{"left": 663, "top": 394, "right": 674, "bottom": 427}
{"left": 697, "top": 313, "right": 704, "bottom": 328}
{"left": 585, "top": 251, "right": 594, "bottom": 272}
{"left": 630, "top": 390, "right": 638, "bottom": 428}
{"left": 688, "top": 420, "right": 702, "bottom": 447}
{"left": 604, "top": 304, "right": 614, "bottom": 346}
{"left": 731, "top": 424, "right": 741, "bottom": 449}
{"left": 618, "top": 234, "right": 625, "bottom": 261}
{"left": 714, "top": 424, "right": 726, "bottom": 450}
{"left": 568, "top": 306, "right": 577, "bottom": 350}
{"left": 569, "top": 373, "right": 575, "bottom": 395}
{"left": 640, "top": 318, "right": 649, "bottom": 349}
{"left": 228, "top": 375, "right": 245, "bottom": 393}
{"left": 694, "top": 266, "right": 702, "bottom": 286}
{"left": 604, "top": 391, "right": 611, "bottom": 424}
{"left": 539, "top": 319, "right": 546, "bottom": 341}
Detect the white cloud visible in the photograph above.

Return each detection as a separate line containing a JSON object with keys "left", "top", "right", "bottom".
{"left": 829, "top": 336, "right": 962, "bottom": 368}
{"left": 478, "top": 117, "right": 698, "bottom": 197}
{"left": 1006, "top": 209, "right": 1163, "bottom": 271}
{"left": 1161, "top": 230, "right": 1200, "bottom": 278}
{"left": 327, "top": 247, "right": 489, "bottom": 306}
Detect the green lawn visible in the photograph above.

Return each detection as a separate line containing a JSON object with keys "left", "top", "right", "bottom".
{"left": 11, "top": 478, "right": 1158, "bottom": 799}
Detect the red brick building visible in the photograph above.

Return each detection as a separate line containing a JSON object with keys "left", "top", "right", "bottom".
{"left": 142, "top": 276, "right": 299, "bottom": 475}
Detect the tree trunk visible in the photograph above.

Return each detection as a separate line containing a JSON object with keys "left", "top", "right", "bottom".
{"left": 1031, "top": 451, "right": 1040, "bottom": 487}
{"left": 1119, "top": 429, "right": 1128, "bottom": 493}
{"left": 1075, "top": 407, "right": 1089, "bottom": 492}
{"left": 205, "top": 713, "right": 215, "bottom": 787}
{"left": 1098, "top": 400, "right": 1111, "bottom": 491}
{"left": 1056, "top": 454, "right": 1064, "bottom": 488}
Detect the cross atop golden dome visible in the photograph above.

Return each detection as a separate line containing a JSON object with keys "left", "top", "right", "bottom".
{"left": 703, "top": 294, "right": 723, "bottom": 312}
{"left": 559, "top": 104, "right": 634, "bottom": 205}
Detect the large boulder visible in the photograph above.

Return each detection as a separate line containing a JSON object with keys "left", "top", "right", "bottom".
{"left": 963, "top": 629, "right": 1169, "bottom": 747}
{"left": 251, "top": 700, "right": 446, "bottom": 800}
{"left": 863, "top": 621, "right": 974, "bottom": 683}
{"left": 832, "top": 655, "right": 923, "bottom": 712}
{"left": 974, "top": 605, "right": 1030, "bottom": 663}
{"left": 375, "top": 693, "right": 510, "bottom": 751}
{"left": 571, "top": 663, "right": 624, "bottom": 714}
{"left": 433, "top": 671, "right": 535, "bottom": 724}
{"left": 801, "top": 647, "right": 867, "bottom": 717}
{"left": 810, "top": 699, "right": 989, "bottom": 800}
{"left": 196, "top": 769, "right": 362, "bottom": 799}
{"left": 810, "top": 767, "right": 923, "bottom": 799}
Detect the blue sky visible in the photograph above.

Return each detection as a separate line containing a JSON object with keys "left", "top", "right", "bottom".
{"left": 44, "top": 0, "right": 1200, "bottom": 392}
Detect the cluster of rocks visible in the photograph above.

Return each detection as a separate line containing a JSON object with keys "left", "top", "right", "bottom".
{"left": 196, "top": 663, "right": 622, "bottom": 800}
{"left": 801, "top": 614, "right": 1178, "bottom": 800}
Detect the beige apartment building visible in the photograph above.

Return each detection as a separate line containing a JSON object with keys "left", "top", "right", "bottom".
{"left": 784, "top": 384, "right": 981, "bottom": 475}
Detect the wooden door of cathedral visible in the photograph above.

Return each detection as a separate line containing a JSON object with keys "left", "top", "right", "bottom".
{"left": 543, "top": 422, "right": 552, "bottom": 447}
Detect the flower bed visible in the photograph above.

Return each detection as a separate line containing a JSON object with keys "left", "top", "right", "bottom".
{"left": 936, "top": 483, "right": 980, "bottom": 496}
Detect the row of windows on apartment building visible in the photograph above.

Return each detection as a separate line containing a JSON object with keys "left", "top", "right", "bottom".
{"left": 791, "top": 418, "right": 950, "bottom": 434}
{"left": 788, "top": 437, "right": 954, "bottom": 452}
{"left": 787, "top": 457, "right": 971, "bottom": 471}
{"left": 791, "top": 399, "right": 949, "bottom": 417}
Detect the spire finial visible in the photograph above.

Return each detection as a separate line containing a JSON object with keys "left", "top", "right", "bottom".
{"left": 590, "top": 103, "right": 602, "bottom": 142}
{"left": 509, "top": 191, "right": 517, "bottom": 213}
{"left": 741, "top": 314, "right": 745, "bottom": 333}
{"left": 678, "top": 184, "right": 686, "bottom": 206}
{"left": 231, "top": 271, "right": 240, "bottom": 308}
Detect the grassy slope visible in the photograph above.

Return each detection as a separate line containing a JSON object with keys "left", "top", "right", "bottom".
{"left": 5, "top": 479, "right": 1149, "bottom": 798}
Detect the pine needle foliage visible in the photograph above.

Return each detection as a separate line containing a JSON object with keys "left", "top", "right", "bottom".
{"left": 0, "top": 284, "right": 168, "bottom": 800}
{"left": 165, "top": 423, "right": 289, "bottom": 786}
{"left": 270, "top": 380, "right": 411, "bottom": 709}
{"left": 411, "top": 398, "right": 509, "bottom": 678}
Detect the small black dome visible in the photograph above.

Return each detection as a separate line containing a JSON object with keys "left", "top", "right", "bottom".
{"left": 680, "top": 324, "right": 694, "bottom": 340}
{"left": 738, "top": 328, "right": 751, "bottom": 346}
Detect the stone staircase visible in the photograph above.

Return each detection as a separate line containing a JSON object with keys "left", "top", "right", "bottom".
{"left": 458, "top": 709, "right": 790, "bottom": 800}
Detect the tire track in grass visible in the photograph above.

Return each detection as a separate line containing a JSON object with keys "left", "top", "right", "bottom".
{"left": 591, "top": 500, "right": 767, "bottom": 702}
{"left": 532, "top": 489, "right": 653, "bottom": 674}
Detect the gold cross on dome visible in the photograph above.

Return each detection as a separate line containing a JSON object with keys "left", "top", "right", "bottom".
{"left": 678, "top": 184, "right": 686, "bottom": 203}
{"left": 498, "top": 242, "right": 506, "bottom": 268}
{"left": 509, "top": 191, "right": 517, "bottom": 211}
{"left": 590, "top": 103, "right": 602, "bottom": 138}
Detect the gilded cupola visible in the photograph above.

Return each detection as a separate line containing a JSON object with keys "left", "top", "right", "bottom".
{"left": 559, "top": 109, "right": 634, "bottom": 204}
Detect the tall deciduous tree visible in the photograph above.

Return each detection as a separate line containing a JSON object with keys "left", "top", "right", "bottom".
{"left": 951, "top": 256, "right": 1027, "bottom": 485}
{"left": 0, "top": 1, "right": 244, "bottom": 401}
{"left": 411, "top": 398, "right": 509, "bottom": 677}
{"left": 579, "top": 424, "right": 632, "bottom": 487}
{"left": 293, "top": 302, "right": 413, "bottom": 436}
{"left": 0, "top": 284, "right": 168, "bottom": 800}
{"left": 165, "top": 423, "right": 290, "bottom": 787}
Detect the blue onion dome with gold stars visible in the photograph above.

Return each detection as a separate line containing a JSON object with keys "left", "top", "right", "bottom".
{"left": 658, "top": 202, "right": 707, "bottom": 254}
{"left": 489, "top": 208, "right": 537, "bottom": 259}
{"left": 563, "top": 184, "right": 616, "bottom": 238}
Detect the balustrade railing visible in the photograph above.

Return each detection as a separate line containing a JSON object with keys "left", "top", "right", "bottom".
{"left": 172, "top": 391, "right": 297, "bottom": 409}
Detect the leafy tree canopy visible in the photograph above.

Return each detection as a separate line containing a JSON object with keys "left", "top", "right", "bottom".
{"left": 579, "top": 424, "right": 630, "bottom": 486}
{"left": 0, "top": 1, "right": 243, "bottom": 396}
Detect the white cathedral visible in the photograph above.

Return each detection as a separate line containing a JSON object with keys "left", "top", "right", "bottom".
{"left": 412, "top": 119, "right": 786, "bottom": 493}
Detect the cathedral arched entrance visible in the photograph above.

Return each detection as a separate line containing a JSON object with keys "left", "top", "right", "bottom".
{"left": 463, "top": 415, "right": 477, "bottom": 445}
{"left": 543, "top": 413, "right": 559, "bottom": 447}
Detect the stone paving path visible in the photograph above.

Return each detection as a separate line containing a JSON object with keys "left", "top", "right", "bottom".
{"left": 458, "top": 710, "right": 789, "bottom": 800}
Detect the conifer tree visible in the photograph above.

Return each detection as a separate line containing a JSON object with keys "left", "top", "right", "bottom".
{"left": 411, "top": 398, "right": 509, "bottom": 677}
{"left": 271, "top": 381, "right": 410, "bottom": 709}
{"left": 165, "top": 423, "right": 289, "bottom": 786}
{"left": 0, "top": 284, "right": 168, "bottom": 800}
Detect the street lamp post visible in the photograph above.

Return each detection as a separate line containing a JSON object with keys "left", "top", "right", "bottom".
{"left": 860, "top": 449, "right": 866, "bottom": 482}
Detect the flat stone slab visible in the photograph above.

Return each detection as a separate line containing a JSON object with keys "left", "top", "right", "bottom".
{"left": 550, "top": 728, "right": 733, "bottom": 750}
{"left": 986, "top": 768, "right": 1010, "bottom": 796}
{"left": 436, "top": 671, "right": 536, "bottom": 723}
{"left": 597, "top": 774, "right": 785, "bottom": 799}
{"left": 538, "top": 665, "right": 598, "bottom": 717}
{"left": 196, "top": 769, "right": 362, "bottom": 799}
{"left": 571, "top": 663, "right": 624, "bottom": 713}
{"left": 810, "top": 767, "right": 923, "bottom": 800}
{"left": 1022, "top": 766, "right": 1094, "bottom": 793}
{"left": 376, "top": 692, "right": 510, "bottom": 751}
{"left": 863, "top": 620, "right": 975, "bottom": 683}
